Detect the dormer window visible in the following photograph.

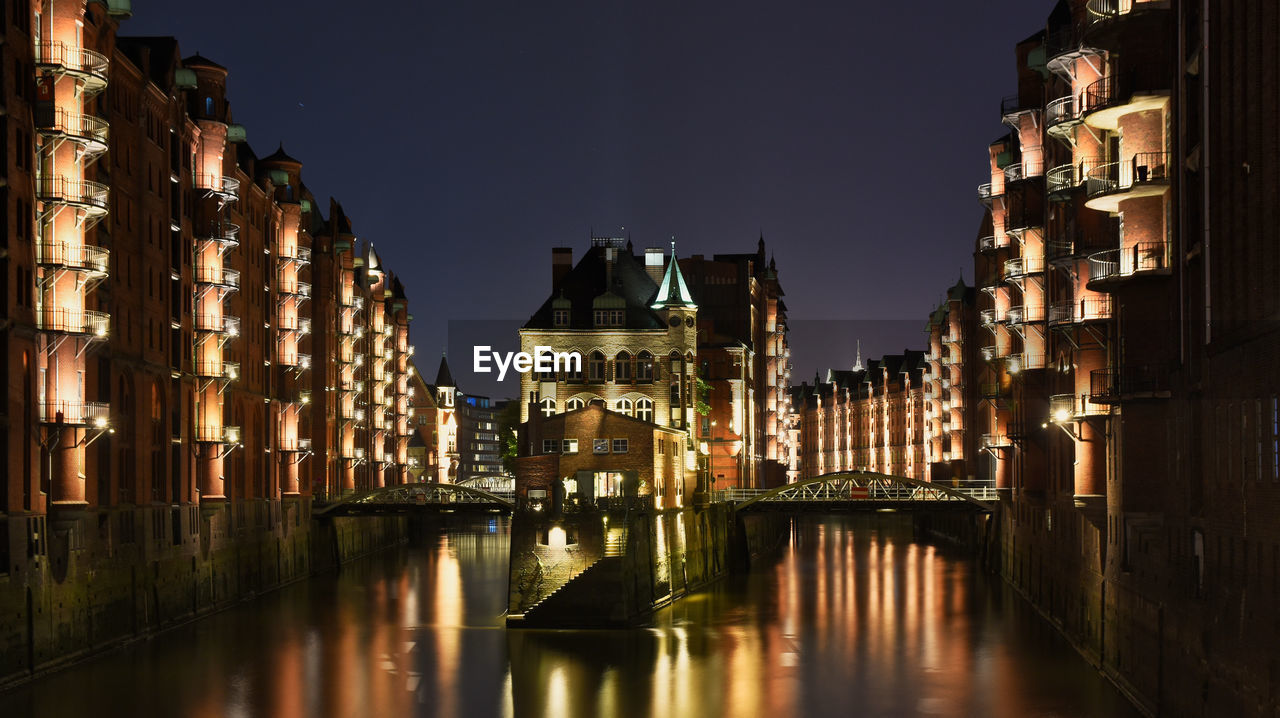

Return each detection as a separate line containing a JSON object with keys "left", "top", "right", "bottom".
{"left": 553, "top": 309, "right": 569, "bottom": 327}
{"left": 593, "top": 309, "right": 624, "bottom": 328}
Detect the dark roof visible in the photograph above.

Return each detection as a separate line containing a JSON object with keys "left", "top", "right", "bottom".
{"left": 435, "top": 355, "right": 456, "bottom": 388}
{"left": 261, "top": 143, "right": 301, "bottom": 165}
{"left": 183, "top": 53, "right": 226, "bottom": 71}
{"left": 116, "top": 36, "right": 180, "bottom": 87}
{"left": 524, "top": 245, "right": 673, "bottom": 330}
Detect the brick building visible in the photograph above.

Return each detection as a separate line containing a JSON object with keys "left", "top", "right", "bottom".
{"left": 0, "top": 0, "right": 419, "bottom": 644}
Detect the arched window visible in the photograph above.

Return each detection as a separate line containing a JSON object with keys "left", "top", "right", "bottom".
{"left": 565, "top": 352, "right": 583, "bottom": 382}
{"left": 205, "top": 96, "right": 214, "bottom": 116}
{"left": 540, "top": 397, "right": 556, "bottom": 417}
{"left": 637, "top": 351, "right": 654, "bottom": 383}
{"left": 588, "top": 351, "right": 606, "bottom": 382}
{"left": 670, "top": 382, "right": 681, "bottom": 406}
{"left": 615, "top": 351, "right": 632, "bottom": 383}
{"left": 566, "top": 397, "right": 585, "bottom": 411}
{"left": 616, "top": 398, "right": 633, "bottom": 416}
{"left": 636, "top": 397, "right": 654, "bottom": 423}
{"left": 669, "top": 350, "right": 684, "bottom": 375}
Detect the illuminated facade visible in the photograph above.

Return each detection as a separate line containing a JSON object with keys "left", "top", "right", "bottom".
{"left": 1, "top": 1, "right": 418, "bottom": 573}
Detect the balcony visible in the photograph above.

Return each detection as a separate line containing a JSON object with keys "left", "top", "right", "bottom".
{"left": 981, "top": 433, "right": 1012, "bottom": 450}
{"left": 37, "top": 307, "right": 109, "bottom": 337}
{"left": 1003, "top": 256, "right": 1045, "bottom": 281}
{"left": 195, "top": 314, "right": 241, "bottom": 336}
{"left": 281, "top": 353, "right": 311, "bottom": 370}
{"left": 1044, "top": 96, "right": 1082, "bottom": 141}
{"left": 36, "top": 42, "right": 110, "bottom": 93}
{"left": 1084, "top": 152, "right": 1172, "bottom": 212}
{"left": 1005, "top": 353, "right": 1046, "bottom": 374}
{"left": 195, "top": 425, "right": 241, "bottom": 444}
{"left": 1086, "top": 0, "right": 1170, "bottom": 27}
{"left": 978, "top": 235, "right": 1001, "bottom": 252}
{"left": 1090, "top": 365, "right": 1171, "bottom": 404}
{"left": 980, "top": 345, "right": 998, "bottom": 362}
{"left": 37, "top": 241, "right": 109, "bottom": 276}
{"left": 36, "top": 109, "right": 109, "bottom": 155}
{"left": 280, "top": 245, "right": 312, "bottom": 264}
{"left": 979, "top": 308, "right": 1002, "bottom": 328}
{"left": 36, "top": 176, "right": 109, "bottom": 217}
{"left": 1046, "top": 164, "right": 1078, "bottom": 200}
{"left": 195, "top": 264, "right": 240, "bottom": 290}
{"left": 1049, "top": 296, "right": 1112, "bottom": 325}
{"left": 280, "top": 281, "right": 312, "bottom": 299}
{"left": 1082, "top": 70, "right": 1171, "bottom": 131}
{"left": 980, "top": 382, "right": 1002, "bottom": 399}
{"left": 978, "top": 182, "right": 1002, "bottom": 205}
{"left": 195, "top": 174, "right": 241, "bottom": 201}
{"left": 1004, "top": 305, "right": 1046, "bottom": 326}
{"left": 200, "top": 221, "right": 240, "bottom": 248}
{"left": 1000, "top": 94, "right": 1042, "bottom": 128}
{"left": 39, "top": 400, "right": 109, "bottom": 427}
{"left": 195, "top": 360, "right": 239, "bottom": 381}
{"left": 1087, "top": 242, "right": 1169, "bottom": 289}
{"left": 1050, "top": 393, "right": 1108, "bottom": 422}
{"left": 280, "top": 437, "right": 313, "bottom": 453}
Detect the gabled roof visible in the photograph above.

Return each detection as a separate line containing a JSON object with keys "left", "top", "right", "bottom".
{"left": 183, "top": 53, "right": 226, "bottom": 71}
{"left": 261, "top": 143, "right": 301, "bottom": 165}
{"left": 523, "top": 244, "right": 671, "bottom": 330}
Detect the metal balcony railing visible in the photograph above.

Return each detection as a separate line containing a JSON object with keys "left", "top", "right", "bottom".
{"left": 38, "top": 109, "right": 110, "bottom": 148}
{"left": 280, "top": 245, "right": 312, "bottom": 263}
{"left": 37, "top": 241, "right": 109, "bottom": 275}
{"left": 1049, "top": 296, "right": 1112, "bottom": 325}
{"left": 1088, "top": 242, "right": 1168, "bottom": 283}
{"left": 39, "top": 400, "right": 110, "bottom": 426}
{"left": 195, "top": 174, "right": 241, "bottom": 200}
{"left": 978, "top": 182, "right": 1000, "bottom": 203}
{"left": 1045, "top": 95, "right": 1078, "bottom": 128}
{"left": 194, "top": 360, "right": 239, "bottom": 380}
{"left": 981, "top": 433, "right": 1012, "bottom": 449}
{"left": 1047, "top": 164, "right": 1077, "bottom": 195}
{"left": 195, "top": 425, "right": 241, "bottom": 443}
{"left": 1085, "top": 152, "right": 1172, "bottom": 198}
{"left": 36, "top": 176, "right": 109, "bottom": 213}
{"left": 1087, "top": 0, "right": 1166, "bottom": 24}
{"left": 1004, "top": 256, "right": 1045, "bottom": 280}
{"left": 280, "top": 353, "right": 311, "bottom": 369}
{"left": 981, "top": 345, "right": 997, "bottom": 361}
{"left": 38, "top": 307, "right": 109, "bottom": 336}
{"left": 1006, "top": 353, "right": 1046, "bottom": 373}
{"left": 195, "top": 264, "right": 240, "bottom": 289}
{"left": 978, "top": 235, "right": 1000, "bottom": 251}
{"left": 1005, "top": 305, "right": 1046, "bottom": 325}
{"left": 280, "top": 281, "right": 312, "bottom": 298}
{"left": 199, "top": 221, "right": 241, "bottom": 246}
{"left": 1090, "top": 365, "right": 1171, "bottom": 403}
{"left": 980, "top": 308, "right": 1001, "bottom": 327}
{"left": 36, "top": 42, "right": 110, "bottom": 88}
{"left": 195, "top": 314, "right": 241, "bottom": 335}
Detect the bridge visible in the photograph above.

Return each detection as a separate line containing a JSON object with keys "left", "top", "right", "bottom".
{"left": 712, "top": 472, "right": 996, "bottom": 512}
{"left": 314, "top": 482, "right": 515, "bottom": 517}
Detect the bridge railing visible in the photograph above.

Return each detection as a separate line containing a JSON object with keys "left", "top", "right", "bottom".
{"left": 712, "top": 477, "right": 997, "bottom": 508}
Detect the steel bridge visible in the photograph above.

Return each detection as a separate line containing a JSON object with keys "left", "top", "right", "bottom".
{"left": 713, "top": 472, "right": 996, "bottom": 511}
{"left": 314, "top": 482, "right": 515, "bottom": 516}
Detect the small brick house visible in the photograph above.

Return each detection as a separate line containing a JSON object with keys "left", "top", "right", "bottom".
{"left": 516, "top": 400, "right": 694, "bottom": 510}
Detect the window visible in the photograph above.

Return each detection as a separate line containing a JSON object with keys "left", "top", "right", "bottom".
{"left": 615, "top": 351, "right": 632, "bottom": 382}
{"left": 636, "top": 398, "right": 654, "bottom": 422}
{"left": 593, "top": 438, "right": 609, "bottom": 454}
{"left": 565, "top": 353, "right": 584, "bottom": 382}
{"left": 539, "top": 397, "right": 556, "bottom": 417}
{"left": 610, "top": 309, "right": 624, "bottom": 325}
{"left": 612, "top": 438, "right": 629, "bottom": 453}
{"left": 637, "top": 351, "right": 654, "bottom": 382}
{"left": 541, "top": 440, "right": 559, "bottom": 454}
{"left": 588, "top": 351, "right": 606, "bottom": 382}
{"left": 615, "top": 397, "right": 633, "bottom": 416}
{"left": 553, "top": 309, "right": 569, "bottom": 327}
{"left": 562, "top": 439, "right": 578, "bottom": 454}
{"left": 566, "top": 397, "right": 585, "bottom": 411}
{"left": 205, "top": 97, "right": 214, "bottom": 116}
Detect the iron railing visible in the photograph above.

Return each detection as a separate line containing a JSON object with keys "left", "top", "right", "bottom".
{"left": 36, "top": 241, "right": 109, "bottom": 274}
{"left": 1089, "top": 242, "right": 1168, "bottom": 282}
{"left": 36, "top": 42, "right": 110, "bottom": 83}
{"left": 36, "top": 176, "right": 109, "bottom": 212}
{"left": 39, "top": 400, "right": 110, "bottom": 425}
{"left": 1085, "top": 151, "right": 1172, "bottom": 198}
{"left": 1090, "top": 365, "right": 1171, "bottom": 402}
{"left": 37, "top": 307, "right": 109, "bottom": 336}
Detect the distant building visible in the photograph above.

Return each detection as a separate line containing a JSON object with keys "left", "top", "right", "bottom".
{"left": 457, "top": 393, "right": 503, "bottom": 481}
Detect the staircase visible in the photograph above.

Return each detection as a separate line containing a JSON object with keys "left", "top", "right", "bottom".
{"left": 604, "top": 527, "right": 628, "bottom": 557}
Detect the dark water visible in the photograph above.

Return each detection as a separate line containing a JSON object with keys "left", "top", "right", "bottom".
{"left": 6, "top": 515, "right": 1139, "bottom": 718}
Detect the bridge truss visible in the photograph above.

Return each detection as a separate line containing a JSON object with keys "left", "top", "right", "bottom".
{"left": 715, "top": 472, "right": 996, "bottom": 511}
{"left": 315, "top": 482, "right": 515, "bottom": 516}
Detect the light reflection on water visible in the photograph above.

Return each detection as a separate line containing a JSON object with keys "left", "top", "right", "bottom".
{"left": 5, "top": 515, "right": 1138, "bottom": 718}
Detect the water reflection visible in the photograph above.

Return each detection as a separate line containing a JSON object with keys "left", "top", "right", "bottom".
{"left": 5, "top": 515, "right": 1137, "bottom": 718}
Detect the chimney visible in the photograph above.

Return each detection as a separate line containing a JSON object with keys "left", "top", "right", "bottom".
{"left": 551, "top": 247, "right": 573, "bottom": 290}
{"left": 645, "top": 247, "right": 664, "bottom": 283}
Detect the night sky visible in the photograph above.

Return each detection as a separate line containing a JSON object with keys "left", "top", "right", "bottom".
{"left": 123, "top": 0, "right": 1052, "bottom": 398}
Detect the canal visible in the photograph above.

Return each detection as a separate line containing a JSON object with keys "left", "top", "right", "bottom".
{"left": 6, "top": 514, "right": 1139, "bottom": 717}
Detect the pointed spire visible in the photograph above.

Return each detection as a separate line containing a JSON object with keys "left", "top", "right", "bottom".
{"left": 650, "top": 241, "right": 697, "bottom": 309}
{"left": 853, "top": 340, "right": 863, "bottom": 371}
{"left": 435, "top": 353, "right": 455, "bottom": 388}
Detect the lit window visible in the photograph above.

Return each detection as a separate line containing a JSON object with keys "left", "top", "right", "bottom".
{"left": 612, "top": 438, "right": 629, "bottom": 453}
{"left": 562, "top": 438, "right": 578, "bottom": 454}
{"left": 542, "top": 439, "right": 558, "bottom": 454}
{"left": 636, "top": 398, "right": 653, "bottom": 422}
{"left": 637, "top": 351, "right": 654, "bottom": 382}
{"left": 540, "top": 397, "right": 556, "bottom": 417}
{"left": 566, "top": 397, "right": 585, "bottom": 411}
{"left": 616, "top": 398, "right": 633, "bottom": 416}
